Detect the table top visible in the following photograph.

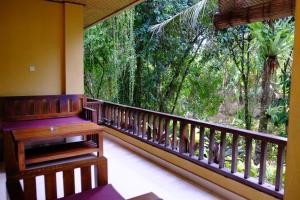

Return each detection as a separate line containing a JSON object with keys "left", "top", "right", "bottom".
{"left": 13, "top": 122, "right": 103, "bottom": 142}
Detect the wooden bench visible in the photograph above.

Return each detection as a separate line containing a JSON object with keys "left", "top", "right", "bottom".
{"left": 0, "top": 95, "right": 97, "bottom": 163}
{"left": 2, "top": 95, "right": 161, "bottom": 200}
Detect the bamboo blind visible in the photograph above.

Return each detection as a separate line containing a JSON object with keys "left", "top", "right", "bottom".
{"left": 215, "top": 0, "right": 295, "bottom": 29}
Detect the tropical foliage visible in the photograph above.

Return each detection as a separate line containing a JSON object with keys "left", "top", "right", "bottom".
{"left": 84, "top": 0, "right": 294, "bottom": 183}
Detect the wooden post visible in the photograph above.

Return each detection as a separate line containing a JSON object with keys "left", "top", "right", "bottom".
{"left": 198, "top": 127, "right": 205, "bottom": 160}
{"left": 179, "top": 121, "right": 189, "bottom": 154}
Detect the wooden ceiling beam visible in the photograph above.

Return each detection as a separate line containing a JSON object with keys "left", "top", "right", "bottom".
{"left": 214, "top": 0, "right": 295, "bottom": 30}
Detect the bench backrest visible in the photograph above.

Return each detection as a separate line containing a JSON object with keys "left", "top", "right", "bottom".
{"left": 7, "top": 157, "right": 108, "bottom": 200}
{"left": 0, "top": 95, "right": 86, "bottom": 121}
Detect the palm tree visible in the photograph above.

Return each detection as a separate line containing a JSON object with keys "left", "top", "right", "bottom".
{"left": 250, "top": 19, "right": 294, "bottom": 164}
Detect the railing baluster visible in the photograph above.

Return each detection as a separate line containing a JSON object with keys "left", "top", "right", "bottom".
{"left": 158, "top": 117, "right": 164, "bottom": 144}
{"left": 147, "top": 114, "right": 152, "bottom": 140}
{"left": 106, "top": 105, "right": 110, "bottom": 122}
{"left": 120, "top": 108, "right": 124, "bottom": 129}
{"left": 231, "top": 134, "right": 239, "bottom": 173}
{"left": 219, "top": 131, "right": 226, "bottom": 169}
{"left": 172, "top": 120, "right": 177, "bottom": 150}
{"left": 137, "top": 112, "right": 141, "bottom": 136}
{"left": 118, "top": 108, "right": 122, "bottom": 128}
{"left": 189, "top": 124, "right": 196, "bottom": 157}
{"left": 153, "top": 115, "right": 157, "bottom": 142}
{"left": 244, "top": 137, "right": 252, "bottom": 179}
{"left": 142, "top": 113, "right": 147, "bottom": 139}
{"left": 199, "top": 127, "right": 205, "bottom": 160}
{"left": 165, "top": 119, "right": 170, "bottom": 147}
{"left": 132, "top": 111, "right": 136, "bottom": 134}
{"left": 208, "top": 129, "right": 216, "bottom": 164}
{"left": 125, "top": 109, "right": 129, "bottom": 130}
{"left": 112, "top": 106, "right": 115, "bottom": 126}
{"left": 116, "top": 107, "right": 119, "bottom": 127}
{"left": 259, "top": 141, "right": 268, "bottom": 185}
{"left": 275, "top": 144, "right": 285, "bottom": 191}
{"left": 179, "top": 121, "right": 189, "bottom": 154}
{"left": 128, "top": 110, "right": 132, "bottom": 132}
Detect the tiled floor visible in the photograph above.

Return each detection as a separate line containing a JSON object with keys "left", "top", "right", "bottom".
{"left": 104, "top": 135, "right": 225, "bottom": 200}
{"left": 0, "top": 135, "right": 226, "bottom": 200}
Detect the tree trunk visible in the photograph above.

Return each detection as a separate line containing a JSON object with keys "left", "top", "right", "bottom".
{"left": 254, "top": 56, "right": 278, "bottom": 165}
{"left": 133, "top": 55, "right": 142, "bottom": 107}
{"left": 242, "top": 75, "right": 251, "bottom": 130}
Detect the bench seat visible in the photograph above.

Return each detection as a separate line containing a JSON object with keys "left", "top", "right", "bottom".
{"left": 58, "top": 184, "right": 125, "bottom": 200}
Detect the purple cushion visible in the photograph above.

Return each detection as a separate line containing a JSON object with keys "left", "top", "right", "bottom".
{"left": 1, "top": 116, "right": 89, "bottom": 132}
{"left": 58, "top": 184, "right": 125, "bottom": 200}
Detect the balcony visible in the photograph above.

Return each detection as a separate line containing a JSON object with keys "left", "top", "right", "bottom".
{"left": 87, "top": 98, "right": 287, "bottom": 200}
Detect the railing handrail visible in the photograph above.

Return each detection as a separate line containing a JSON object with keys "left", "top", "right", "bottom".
{"left": 87, "top": 97, "right": 287, "bottom": 145}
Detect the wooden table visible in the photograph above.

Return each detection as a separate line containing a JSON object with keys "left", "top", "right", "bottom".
{"left": 12, "top": 122, "right": 103, "bottom": 171}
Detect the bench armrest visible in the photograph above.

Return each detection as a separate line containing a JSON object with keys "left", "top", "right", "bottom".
{"left": 82, "top": 107, "right": 98, "bottom": 123}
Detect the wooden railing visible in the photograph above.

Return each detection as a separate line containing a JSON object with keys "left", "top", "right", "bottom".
{"left": 87, "top": 98, "right": 287, "bottom": 199}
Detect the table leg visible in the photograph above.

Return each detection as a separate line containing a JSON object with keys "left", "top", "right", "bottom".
{"left": 98, "top": 131, "right": 103, "bottom": 157}
{"left": 17, "top": 142, "right": 25, "bottom": 171}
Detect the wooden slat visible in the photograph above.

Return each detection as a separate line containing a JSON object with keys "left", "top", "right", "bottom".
{"left": 125, "top": 110, "right": 129, "bottom": 130}
{"left": 158, "top": 117, "right": 164, "bottom": 144}
{"left": 219, "top": 131, "right": 226, "bottom": 169}
{"left": 231, "top": 134, "right": 239, "bottom": 173}
{"left": 120, "top": 108, "right": 124, "bottom": 128}
{"left": 275, "top": 144, "right": 285, "bottom": 191}
{"left": 97, "top": 157, "right": 108, "bottom": 186}
{"left": 60, "top": 96, "right": 68, "bottom": 113}
{"left": 17, "top": 142, "right": 25, "bottom": 171}
{"left": 142, "top": 113, "right": 147, "bottom": 138}
{"left": 189, "top": 124, "right": 196, "bottom": 157}
{"left": 259, "top": 141, "right": 268, "bottom": 185}
{"left": 137, "top": 112, "right": 141, "bottom": 136}
{"left": 179, "top": 122, "right": 189, "bottom": 154}
{"left": 172, "top": 120, "right": 177, "bottom": 150}
{"left": 153, "top": 115, "right": 157, "bottom": 142}
{"left": 165, "top": 119, "right": 170, "bottom": 147}
{"left": 45, "top": 173, "right": 57, "bottom": 200}
{"left": 208, "top": 129, "right": 216, "bottom": 164}
{"left": 147, "top": 114, "right": 152, "bottom": 140}
{"left": 118, "top": 108, "right": 121, "bottom": 127}
{"left": 81, "top": 166, "right": 92, "bottom": 192}
{"left": 63, "top": 170, "right": 75, "bottom": 196}
{"left": 132, "top": 112, "right": 137, "bottom": 134}
{"left": 23, "top": 177, "right": 37, "bottom": 200}
{"left": 199, "top": 127, "right": 205, "bottom": 160}
{"left": 244, "top": 137, "right": 253, "bottom": 178}
{"left": 111, "top": 105, "right": 115, "bottom": 124}
{"left": 214, "top": 0, "right": 295, "bottom": 29}
{"left": 114, "top": 107, "right": 119, "bottom": 127}
{"left": 128, "top": 110, "right": 132, "bottom": 131}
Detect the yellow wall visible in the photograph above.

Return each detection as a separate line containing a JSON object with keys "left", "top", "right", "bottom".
{"left": 0, "top": 0, "right": 84, "bottom": 96}
{"left": 284, "top": 1, "right": 300, "bottom": 200}
{"left": 104, "top": 127, "right": 279, "bottom": 200}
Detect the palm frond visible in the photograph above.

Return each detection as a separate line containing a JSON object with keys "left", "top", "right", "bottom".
{"left": 150, "top": 0, "right": 208, "bottom": 35}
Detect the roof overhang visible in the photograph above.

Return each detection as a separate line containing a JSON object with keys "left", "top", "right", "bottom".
{"left": 49, "top": 0, "right": 144, "bottom": 28}
{"left": 214, "top": 0, "right": 295, "bottom": 29}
